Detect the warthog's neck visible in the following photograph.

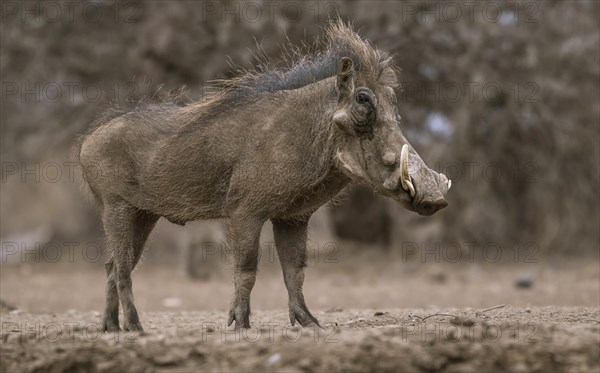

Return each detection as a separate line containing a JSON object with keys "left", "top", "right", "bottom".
{"left": 283, "top": 77, "right": 353, "bottom": 210}
{"left": 292, "top": 76, "right": 350, "bottom": 177}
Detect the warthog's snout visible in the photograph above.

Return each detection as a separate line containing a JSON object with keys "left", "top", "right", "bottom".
{"left": 414, "top": 197, "right": 448, "bottom": 216}
{"left": 383, "top": 144, "right": 451, "bottom": 216}
{"left": 413, "top": 167, "right": 450, "bottom": 215}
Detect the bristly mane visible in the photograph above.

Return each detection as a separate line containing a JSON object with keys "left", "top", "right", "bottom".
{"left": 121, "top": 20, "right": 398, "bottom": 133}
{"left": 183, "top": 20, "right": 397, "bottom": 117}
{"left": 216, "top": 20, "right": 396, "bottom": 96}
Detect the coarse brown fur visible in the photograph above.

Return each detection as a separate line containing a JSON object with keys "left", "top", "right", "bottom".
{"left": 77, "top": 20, "right": 449, "bottom": 331}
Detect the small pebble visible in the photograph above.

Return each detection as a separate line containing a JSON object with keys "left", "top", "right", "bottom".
{"left": 267, "top": 353, "right": 281, "bottom": 365}
{"left": 431, "top": 272, "right": 447, "bottom": 284}
{"left": 514, "top": 275, "right": 534, "bottom": 289}
{"left": 450, "top": 316, "right": 475, "bottom": 327}
{"left": 204, "top": 325, "right": 215, "bottom": 333}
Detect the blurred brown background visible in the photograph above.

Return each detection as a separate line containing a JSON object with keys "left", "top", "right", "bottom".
{"left": 0, "top": 0, "right": 598, "bottom": 293}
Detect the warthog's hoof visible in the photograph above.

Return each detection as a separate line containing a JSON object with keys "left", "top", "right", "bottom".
{"left": 227, "top": 305, "right": 251, "bottom": 329}
{"left": 123, "top": 321, "right": 144, "bottom": 332}
{"left": 289, "top": 301, "right": 322, "bottom": 328}
{"left": 102, "top": 320, "right": 121, "bottom": 333}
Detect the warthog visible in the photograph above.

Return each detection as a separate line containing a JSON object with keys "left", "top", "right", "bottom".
{"left": 77, "top": 21, "right": 450, "bottom": 331}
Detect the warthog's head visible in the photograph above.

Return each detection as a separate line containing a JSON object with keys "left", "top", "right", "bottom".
{"left": 333, "top": 57, "right": 450, "bottom": 216}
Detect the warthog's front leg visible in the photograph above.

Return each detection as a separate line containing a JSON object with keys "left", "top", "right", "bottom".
{"left": 272, "top": 218, "right": 321, "bottom": 327}
{"left": 227, "top": 215, "right": 264, "bottom": 329}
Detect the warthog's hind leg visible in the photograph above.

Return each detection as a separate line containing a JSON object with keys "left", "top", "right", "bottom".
{"left": 102, "top": 198, "right": 158, "bottom": 332}
{"left": 227, "top": 215, "right": 264, "bottom": 329}
{"left": 272, "top": 218, "right": 322, "bottom": 328}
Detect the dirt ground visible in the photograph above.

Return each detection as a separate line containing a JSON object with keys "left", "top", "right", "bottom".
{"left": 1, "top": 257, "right": 599, "bottom": 372}
{"left": 1, "top": 307, "right": 598, "bottom": 373}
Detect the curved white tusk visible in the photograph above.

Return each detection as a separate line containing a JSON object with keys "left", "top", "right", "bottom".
{"left": 441, "top": 173, "right": 451, "bottom": 191}
{"left": 400, "top": 144, "right": 416, "bottom": 198}
{"left": 405, "top": 178, "right": 416, "bottom": 197}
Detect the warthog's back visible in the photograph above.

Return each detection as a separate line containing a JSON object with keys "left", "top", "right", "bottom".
{"left": 79, "top": 103, "right": 231, "bottom": 221}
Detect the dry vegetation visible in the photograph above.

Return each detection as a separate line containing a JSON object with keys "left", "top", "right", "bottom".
{"left": 1, "top": 0, "right": 598, "bottom": 257}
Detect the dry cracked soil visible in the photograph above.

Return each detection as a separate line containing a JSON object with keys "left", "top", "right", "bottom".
{"left": 1, "top": 259, "right": 599, "bottom": 372}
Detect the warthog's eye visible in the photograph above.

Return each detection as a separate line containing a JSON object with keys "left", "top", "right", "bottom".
{"left": 354, "top": 89, "right": 376, "bottom": 120}
{"left": 352, "top": 88, "right": 377, "bottom": 139}
{"left": 356, "top": 91, "right": 372, "bottom": 106}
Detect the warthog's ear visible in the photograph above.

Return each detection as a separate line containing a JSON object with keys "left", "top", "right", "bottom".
{"left": 337, "top": 57, "right": 355, "bottom": 96}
